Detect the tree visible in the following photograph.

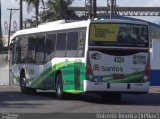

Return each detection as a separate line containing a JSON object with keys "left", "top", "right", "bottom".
{"left": 23, "top": 17, "right": 37, "bottom": 28}
{"left": 24, "top": 0, "right": 45, "bottom": 26}
{"left": 40, "top": 0, "right": 80, "bottom": 22}
{"left": 24, "top": 0, "right": 80, "bottom": 28}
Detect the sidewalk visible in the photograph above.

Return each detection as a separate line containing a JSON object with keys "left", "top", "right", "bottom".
{"left": 150, "top": 86, "right": 160, "bottom": 93}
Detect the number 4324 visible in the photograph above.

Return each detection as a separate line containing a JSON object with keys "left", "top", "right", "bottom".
{"left": 114, "top": 57, "right": 124, "bottom": 63}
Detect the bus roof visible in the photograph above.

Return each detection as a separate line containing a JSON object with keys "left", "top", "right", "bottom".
{"left": 91, "top": 19, "right": 148, "bottom": 25}
{"left": 13, "top": 20, "right": 89, "bottom": 37}
{"left": 13, "top": 19, "right": 148, "bottom": 38}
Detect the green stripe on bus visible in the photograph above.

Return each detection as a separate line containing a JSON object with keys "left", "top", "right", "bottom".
{"left": 28, "top": 61, "right": 85, "bottom": 90}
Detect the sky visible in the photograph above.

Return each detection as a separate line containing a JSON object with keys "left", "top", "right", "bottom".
{"left": 1, "top": 0, "right": 160, "bottom": 35}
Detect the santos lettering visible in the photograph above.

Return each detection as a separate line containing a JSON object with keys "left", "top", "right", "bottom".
{"left": 101, "top": 66, "right": 123, "bottom": 72}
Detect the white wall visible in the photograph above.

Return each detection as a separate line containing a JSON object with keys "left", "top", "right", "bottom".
{"left": 150, "top": 39, "right": 160, "bottom": 70}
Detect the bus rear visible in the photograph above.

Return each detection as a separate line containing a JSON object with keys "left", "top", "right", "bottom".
{"left": 84, "top": 20, "right": 150, "bottom": 94}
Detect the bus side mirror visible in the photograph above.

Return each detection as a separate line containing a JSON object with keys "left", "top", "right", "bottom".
{"left": 9, "top": 43, "right": 13, "bottom": 50}
{"left": 9, "top": 38, "right": 15, "bottom": 50}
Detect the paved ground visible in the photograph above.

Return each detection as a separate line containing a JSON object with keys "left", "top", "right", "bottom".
{"left": 0, "top": 86, "right": 160, "bottom": 113}
{"left": 0, "top": 59, "right": 160, "bottom": 118}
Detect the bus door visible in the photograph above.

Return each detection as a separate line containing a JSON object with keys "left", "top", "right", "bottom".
{"left": 74, "top": 60, "right": 81, "bottom": 90}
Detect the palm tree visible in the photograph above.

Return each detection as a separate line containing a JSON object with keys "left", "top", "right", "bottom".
{"left": 41, "top": 0, "right": 79, "bottom": 22}
{"left": 24, "top": 0, "right": 45, "bottom": 26}
{"left": 24, "top": 0, "right": 80, "bottom": 27}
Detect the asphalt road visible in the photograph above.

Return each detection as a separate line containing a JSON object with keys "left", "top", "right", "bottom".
{"left": 0, "top": 86, "right": 160, "bottom": 114}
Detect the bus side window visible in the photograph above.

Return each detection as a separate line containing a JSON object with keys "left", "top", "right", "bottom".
{"left": 15, "top": 38, "right": 20, "bottom": 63}
{"left": 27, "top": 36, "right": 36, "bottom": 63}
{"left": 16, "top": 37, "right": 28, "bottom": 63}
{"left": 77, "top": 30, "right": 85, "bottom": 57}
{"left": 66, "top": 31, "right": 78, "bottom": 57}
{"left": 55, "top": 33, "right": 67, "bottom": 57}
{"left": 45, "top": 34, "right": 56, "bottom": 63}
{"left": 35, "top": 35, "right": 45, "bottom": 64}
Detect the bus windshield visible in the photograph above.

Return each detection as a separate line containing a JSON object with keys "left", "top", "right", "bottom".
{"left": 89, "top": 23, "right": 149, "bottom": 47}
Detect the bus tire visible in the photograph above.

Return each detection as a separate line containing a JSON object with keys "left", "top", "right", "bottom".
{"left": 20, "top": 72, "right": 36, "bottom": 93}
{"left": 56, "top": 73, "right": 65, "bottom": 99}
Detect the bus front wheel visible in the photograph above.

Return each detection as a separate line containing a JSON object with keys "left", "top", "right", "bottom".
{"left": 20, "top": 72, "right": 36, "bottom": 93}
{"left": 56, "top": 73, "right": 65, "bottom": 99}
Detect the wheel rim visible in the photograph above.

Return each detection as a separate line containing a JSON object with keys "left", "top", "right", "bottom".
{"left": 56, "top": 75, "right": 62, "bottom": 98}
{"left": 57, "top": 82, "right": 61, "bottom": 96}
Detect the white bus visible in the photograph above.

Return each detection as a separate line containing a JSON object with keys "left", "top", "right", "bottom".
{"left": 9, "top": 19, "right": 150, "bottom": 101}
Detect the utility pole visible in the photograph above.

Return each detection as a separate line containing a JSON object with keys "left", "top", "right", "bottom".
{"left": 7, "top": 8, "right": 19, "bottom": 86}
{"left": 20, "top": 0, "right": 23, "bottom": 30}
{"left": 107, "top": 0, "right": 117, "bottom": 19}
{"left": 92, "top": 0, "right": 97, "bottom": 18}
{"left": 85, "top": 0, "right": 92, "bottom": 17}
{"left": 7, "top": 8, "right": 19, "bottom": 48}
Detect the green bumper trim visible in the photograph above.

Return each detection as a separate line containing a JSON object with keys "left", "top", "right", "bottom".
{"left": 64, "top": 90, "right": 83, "bottom": 93}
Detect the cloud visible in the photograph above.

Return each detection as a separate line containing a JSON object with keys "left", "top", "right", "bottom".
{"left": 117, "top": 0, "right": 160, "bottom": 7}
{"left": 11, "top": 0, "right": 19, "bottom": 8}
{"left": 146, "top": 0, "right": 160, "bottom": 7}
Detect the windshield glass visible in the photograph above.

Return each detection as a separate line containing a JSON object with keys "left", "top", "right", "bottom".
{"left": 89, "top": 23, "right": 149, "bottom": 47}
